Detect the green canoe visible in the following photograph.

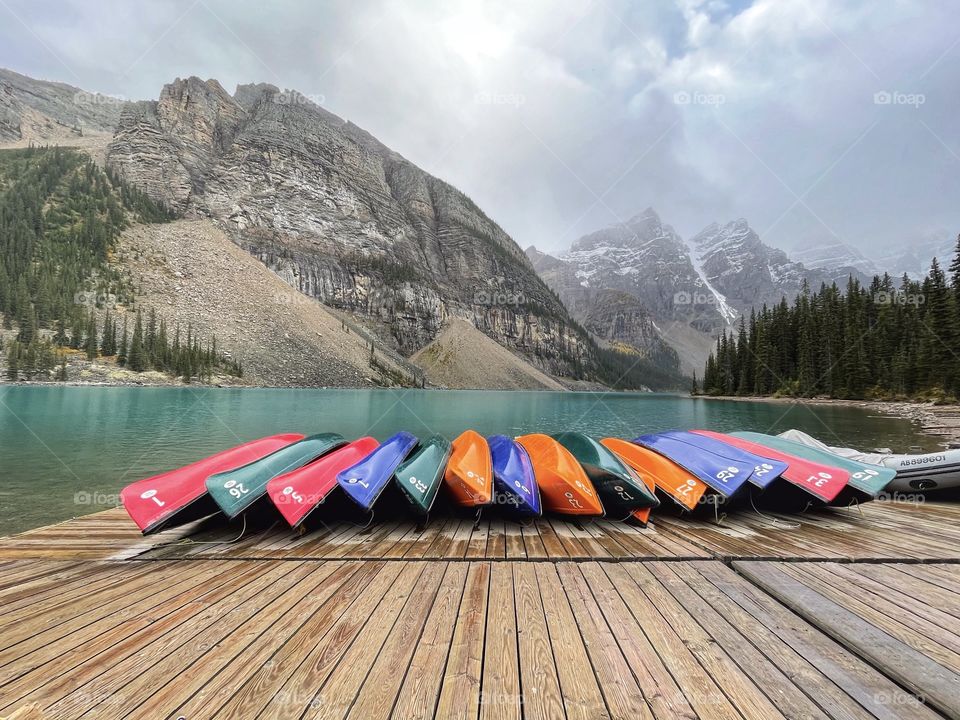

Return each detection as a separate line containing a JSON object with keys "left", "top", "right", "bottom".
{"left": 393, "top": 435, "right": 451, "bottom": 517}
{"left": 206, "top": 433, "right": 346, "bottom": 518}
{"left": 552, "top": 432, "right": 659, "bottom": 520}
{"left": 731, "top": 431, "right": 895, "bottom": 501}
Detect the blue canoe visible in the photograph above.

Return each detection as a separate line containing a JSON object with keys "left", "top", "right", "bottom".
{"left": 633, "top": 432, "right": 752, "bottom": 498}
{"left": 659, "top": 430, "right": 788, "bottom": 489}
{"left": 337, "top": 431, "right": 419, "bottom": 511}
{"left": 488, "top": 435, "right": 542, "bottom": 516}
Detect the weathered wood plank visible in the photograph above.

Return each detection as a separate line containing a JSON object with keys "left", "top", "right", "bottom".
{"left": 735, "top": 560, "right": 960, "bottom": 719}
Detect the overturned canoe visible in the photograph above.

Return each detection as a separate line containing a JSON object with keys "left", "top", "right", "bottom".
{"left": 659, "top": 430, "right": 787, "bottom": 490}
{"left": 206, "top": 433, "right": 346, "bottom": 519}
{"left": 394, "top": 435, "right": 452, "bottom": 517}
{"left": 443, "top": 430, "right": 493, "bottom": 507}
{"left": 695, "top": 430, "right": 850, "bottom": 504}
{"left": 776, "top": 429, "right": 954, "bottom": 493}
{"left": 733, "top": 431, "right": 894, "bottom": 501}
{"left": 267, "top": 437, "right": 379, "bottom": 527}
{"left": 633, "top": 432, "right": 752, "bottom": 499}
{"left": 601, "top": 437, "right": 708, "bottom": 511}
{"left": 516, "top": 433, "right": 604, "bottom": 516}
{"left": 338, "top": 432, "right": 419, "bottom": 512}
{"left": 552, "top": 432, "right": 659, "bottom": 521}
{"left": 488, "top": 435, "right": 542, "bottom": 515}
{"left": 121, "top": 433, "right": 305, "bottom": 534}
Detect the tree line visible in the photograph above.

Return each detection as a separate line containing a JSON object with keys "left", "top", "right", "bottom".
{"left": 698, "top": 236, "right": 960, "bottom": 400}
{"left": 0, "top": 146, "right": 241, "bottom": 383}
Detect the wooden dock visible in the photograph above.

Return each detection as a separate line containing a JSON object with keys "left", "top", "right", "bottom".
{"left": 0, "top": 501, "right": 958, "bottom": 719}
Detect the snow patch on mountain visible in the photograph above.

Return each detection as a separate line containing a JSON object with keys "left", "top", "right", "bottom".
{"left": 686, "top": 233, "right": 739, "bottom": 325}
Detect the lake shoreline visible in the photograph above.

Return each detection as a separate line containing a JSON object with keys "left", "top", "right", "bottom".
{"left": 697, "top": 395, "right": 960, "bottom": 448}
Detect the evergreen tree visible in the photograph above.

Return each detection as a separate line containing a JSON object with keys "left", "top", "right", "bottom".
{"left": 84, "top": 313, "right": 98, "bottom": 360}
{"left": 118, "top": 316, "right": 128, "bottom": 366}
{"left": 127, "top": 311, "right": 146, "bottom": 372}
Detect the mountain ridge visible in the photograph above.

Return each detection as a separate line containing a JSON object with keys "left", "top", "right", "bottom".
{"left": 104, "top": 75, "right": 601, "bottom": 383}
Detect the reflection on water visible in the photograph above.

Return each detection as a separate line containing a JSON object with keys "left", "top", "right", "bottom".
{"left": 0, "top": 387, "right": 937, "bottom": 535}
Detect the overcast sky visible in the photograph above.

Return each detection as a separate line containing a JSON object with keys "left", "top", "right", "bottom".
{"left": 2, "top": 0, "right": 957, "bottom": 256}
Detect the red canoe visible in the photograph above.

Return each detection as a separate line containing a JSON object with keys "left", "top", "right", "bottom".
{"left": 267, "top": 437, "right": 380, "bottom": 527}
{"left": 121, "top": 433, "right": 305, "bottom": 534}
{"left": 694, "top": 430, "right": 849, "bottom": 503}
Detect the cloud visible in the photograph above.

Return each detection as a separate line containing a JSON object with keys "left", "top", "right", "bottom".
{"left": 1, "top": 0, "right": 957, "bottom": 257}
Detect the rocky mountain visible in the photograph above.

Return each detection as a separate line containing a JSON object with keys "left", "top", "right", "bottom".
{"left": 789, "top": 239, "right": 878, "bottom": 278}
{"left": 525, "top": 212, "right": 689, "bottom": 374}
{"left": 688, "top": 219, "right": 870, "bottom": 311}
{"left": 876, "top": 232, "right": 957, "bottom": 280}
{"left": 563, "top": 209, "right": 711, "bottom": 323}
{"left": 105, "top": 76, "right": 593, "bottom": 380}
{"left": 0, "top": 67, "right": 122, "bottom": 144}
{"left": 529, "top": 211, "right": 877, "bottom": 373}
{"left": 577, "top": 289, "right": 679, "bottom": 371}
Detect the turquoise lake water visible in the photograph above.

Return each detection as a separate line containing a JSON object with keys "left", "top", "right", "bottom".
{"left": 0, "top": 386, "right": 940, "bottom": 535}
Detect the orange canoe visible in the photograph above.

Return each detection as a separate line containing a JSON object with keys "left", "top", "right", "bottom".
{"left": 516, "top": 434, "right": 604, "bottom": 516}
{"left": 601, "top": 438, "right": 707, "bottom": 512}
{"left": 443, "top": 430, "right": 493, "bottom": 506}
{"left": 628, "top": 460, "right": 658, "bottom": 526}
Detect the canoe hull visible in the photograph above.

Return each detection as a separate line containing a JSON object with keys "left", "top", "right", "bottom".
{"left": 338, "top": 432, "right": 419, "bottom": 511}
{"left": 206, "top": 433, "right": 346, "bottom": 519}
{"left": 516, "top": 434, "right": 604, "bottom": 516}
{"left": 601, "top": 438, "right": 708, "bottom": 512}
{"left": 488, "top": 435, "right": 542, "bottom": 516}
{"left": 444, "top": 430, "right": 493, "bottom": 507}
{"left": 552, "top": 432, "right": 658, "bottom": 520}
{"left": 121, "top": 433, "right": 305, "bottom": 534}
{"left": 394, "top": 435, "right": 452, "bottom": 516}
{"left": 268, "top": 437, "right": 379, "bottom": 527}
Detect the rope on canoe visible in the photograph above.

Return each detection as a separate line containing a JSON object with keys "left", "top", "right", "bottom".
{"left": 712, "top": 499, "right": 727, "bottom": 526}
{"left": 346, "top": 509, "right": 376, "bottom": 530}
{"left": 749, "top": 489, "right": 800, "bottom": 530}
{"left": 841, "top": 495, "right": 864, "bottom": 519}
{"left": 177, "top": 515, "right": 276, "bottom": 546}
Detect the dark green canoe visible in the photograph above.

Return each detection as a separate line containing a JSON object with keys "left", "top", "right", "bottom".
{"left": 731, "top": 431, "right": 895, "bottom": 502}
{"left": 552, "top": 432, "right": 659, "bottom": 520}
{"left": 393, "top": 434, "right": 451, "bottom": 517}
{"left": 205, "top": 433, "right": 346, "bottom": 518}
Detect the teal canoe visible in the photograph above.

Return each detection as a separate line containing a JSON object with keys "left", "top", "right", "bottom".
{"left": 393, "top": 434, "right": 451, "bottom": 517}
{"left": 206, "top": 433, "right": 346, "bottom": 518}
{"left": 552, "top": 432, "right": 659, "bottom": 520}
{"left": 731, "top": 431, "right": 895, "bottom": 501}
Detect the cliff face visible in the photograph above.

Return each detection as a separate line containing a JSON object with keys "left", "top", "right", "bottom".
{"left": 107, "top": 77, "right": 589, "bottom": 376}
{"left": 0, "top": 67, "right": 122, "bottom": 143}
